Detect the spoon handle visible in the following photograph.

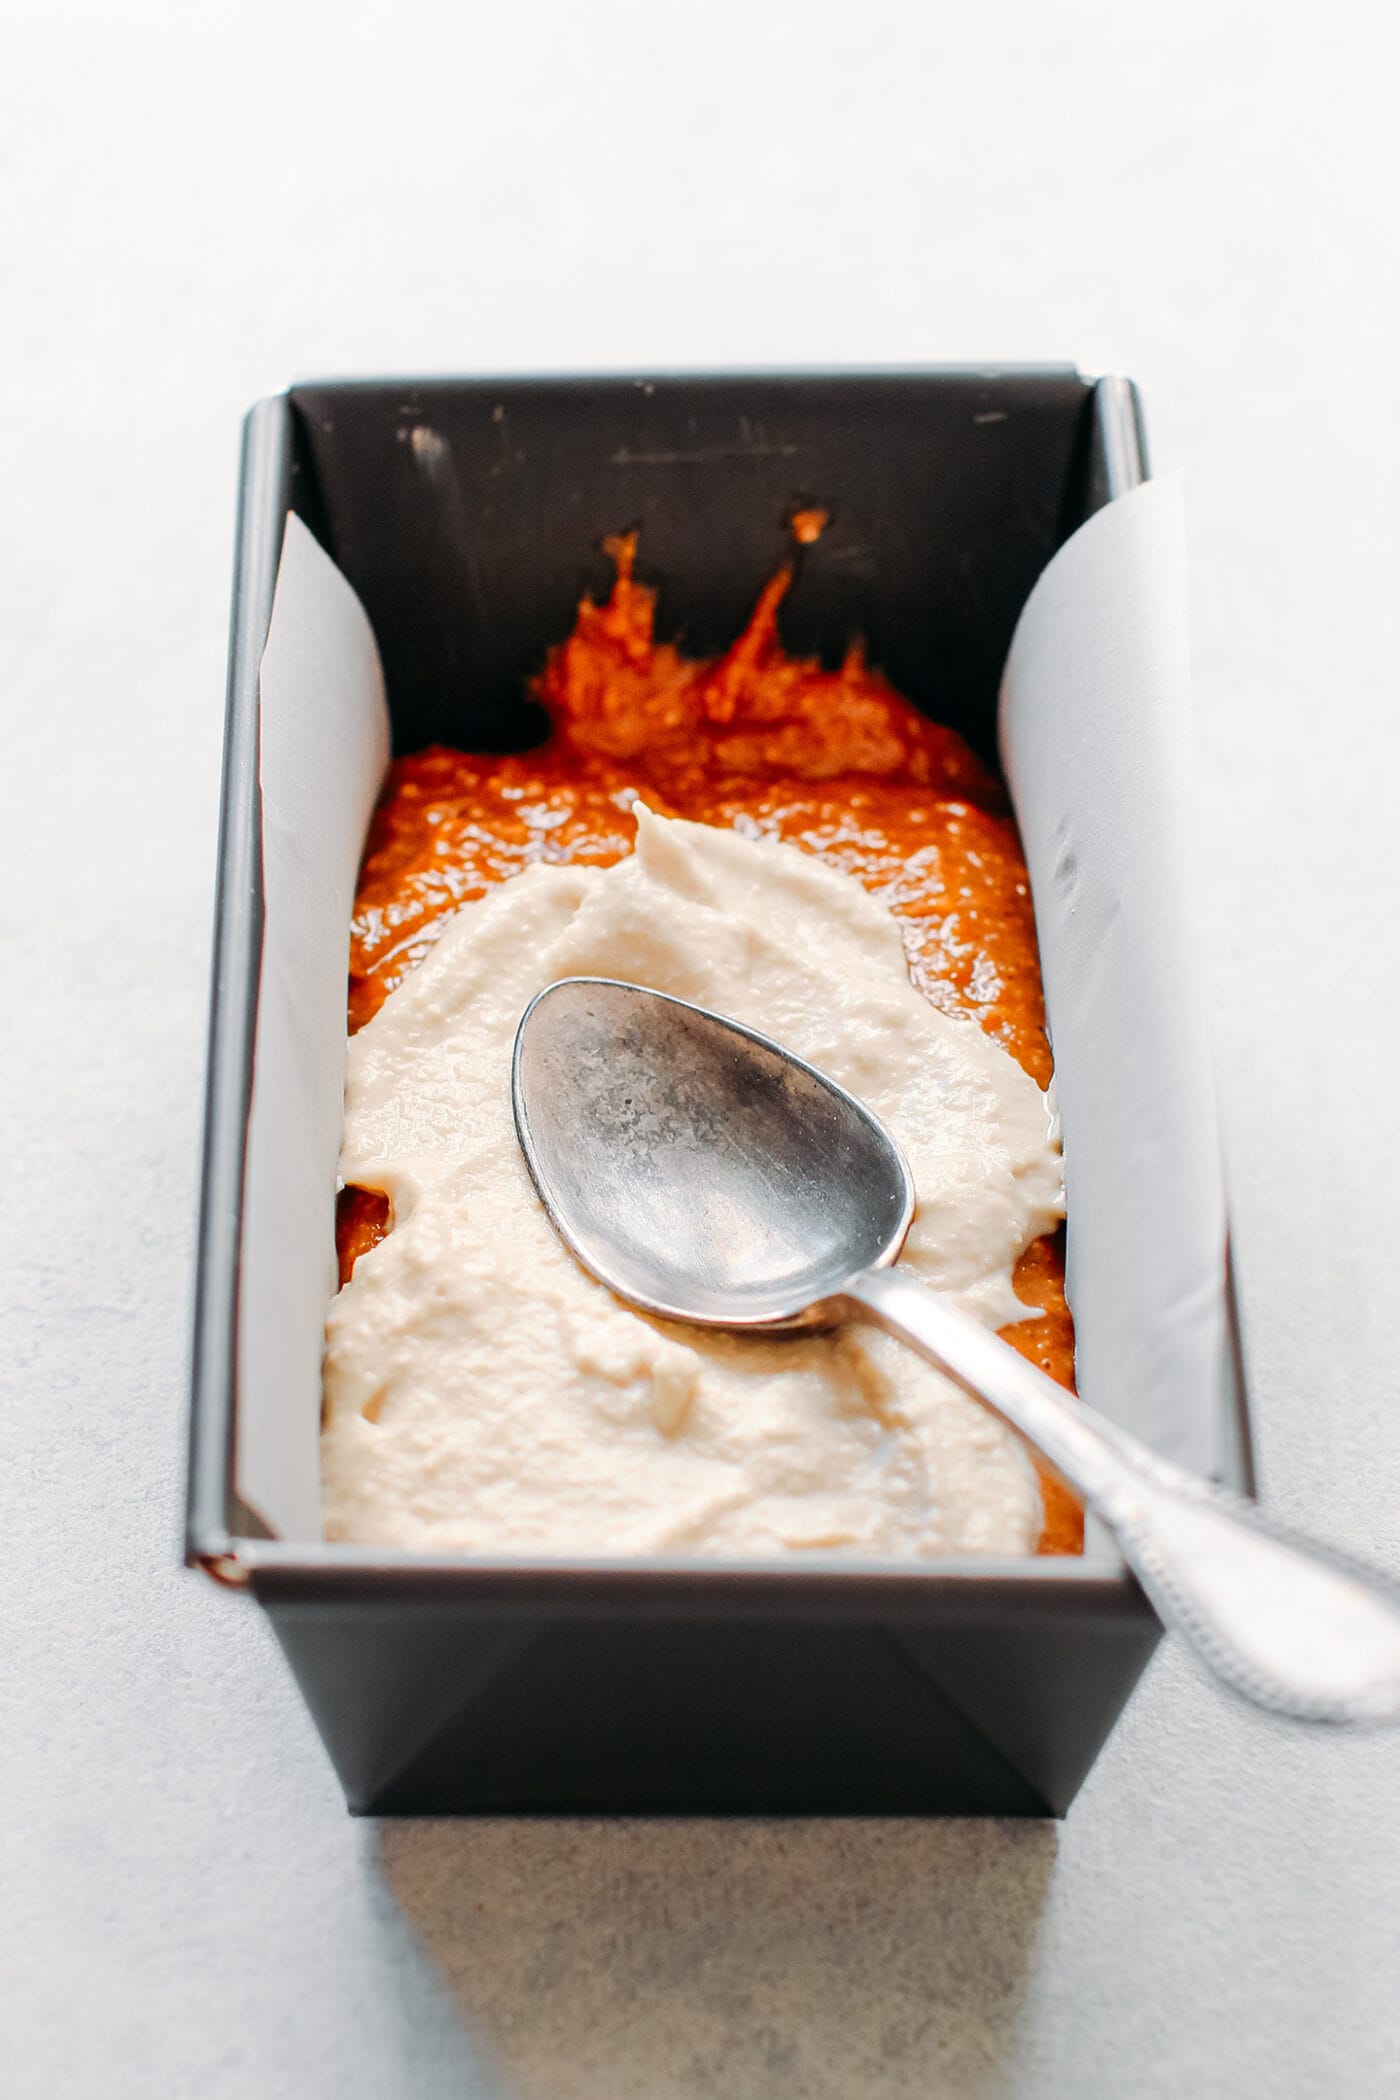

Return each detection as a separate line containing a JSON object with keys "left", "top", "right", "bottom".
{"left": 844, "top": 1265, "right": 1400, "bottom": 1725}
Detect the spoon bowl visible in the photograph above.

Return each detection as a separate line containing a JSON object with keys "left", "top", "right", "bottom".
{"left": 513, "top": 976, "right": 913, "bottom": 1328}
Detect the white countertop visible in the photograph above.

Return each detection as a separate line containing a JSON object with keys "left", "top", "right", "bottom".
{"left": 5, "top": 3, "right": 1399, "bottom": 2093}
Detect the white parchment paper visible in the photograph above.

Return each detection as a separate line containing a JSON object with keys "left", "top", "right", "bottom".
{"left": 1002, "top": 474, "right": 1227, "bottom": 1478}
{"left": 235, "top": 515, "right": 389, "bottom": 1540}
{"left": 235, "top": 481, "right": 1226, "bottom": 1539}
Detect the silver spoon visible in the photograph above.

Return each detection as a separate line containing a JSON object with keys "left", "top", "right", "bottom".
{"left": 513, "top": 975, "right": 1400, "bottom": 1726}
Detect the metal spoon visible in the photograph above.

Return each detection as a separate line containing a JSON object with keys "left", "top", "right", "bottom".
{"left": 512, "top": 975, "right": 1400, "bottom": 1726}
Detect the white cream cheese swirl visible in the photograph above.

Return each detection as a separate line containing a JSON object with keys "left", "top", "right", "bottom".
{"left": 321, "top": 807, "right": 1064, "bottom": 1557}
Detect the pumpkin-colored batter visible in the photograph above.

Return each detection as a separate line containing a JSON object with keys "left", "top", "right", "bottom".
{"left": 337, "top": 522, "right": 1082, "bottom": 1554}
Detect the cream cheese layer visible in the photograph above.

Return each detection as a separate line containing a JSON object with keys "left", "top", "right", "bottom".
{"left": 321, "top": 808, "right": 1064, "bottom": 1557}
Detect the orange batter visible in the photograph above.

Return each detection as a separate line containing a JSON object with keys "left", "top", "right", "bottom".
{"left": 337, "top": 518, "right": 1082, "bottom": 1554}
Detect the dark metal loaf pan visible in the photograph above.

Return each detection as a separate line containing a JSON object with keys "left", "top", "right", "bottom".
{"left": 189, "top": 368, "right": 1246, "bottom": 1816}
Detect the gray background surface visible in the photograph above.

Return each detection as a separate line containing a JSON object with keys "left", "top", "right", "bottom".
{"left": 4, "top": 3, "right": 1398, "bottom": 2095}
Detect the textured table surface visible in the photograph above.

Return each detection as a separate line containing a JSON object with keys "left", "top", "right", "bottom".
{"left": 5, "top": 4, "right": 1399, "bottom": 2095}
